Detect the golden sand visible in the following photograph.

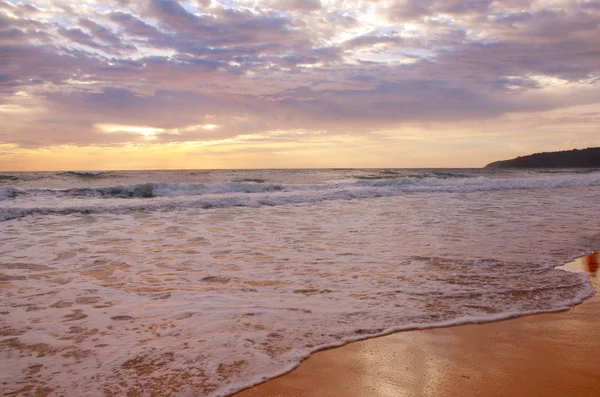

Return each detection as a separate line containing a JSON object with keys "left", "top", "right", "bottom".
{"left": 234, "top": 253, "right": 600, "bottom": 397}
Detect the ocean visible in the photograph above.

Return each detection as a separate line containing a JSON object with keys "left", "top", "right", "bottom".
{"left": 1, "top": 168, "right": 599, "bottom": 396}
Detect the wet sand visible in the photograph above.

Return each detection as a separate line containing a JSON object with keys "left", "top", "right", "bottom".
{"left": 234, "top": 253, "right": 600, "bottom": 397}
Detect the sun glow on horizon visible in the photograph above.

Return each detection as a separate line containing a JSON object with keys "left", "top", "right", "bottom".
{"left": 95, "top": 124, "right": 165, "bottom": 137}
{"left": 94, "top": 123, "right": 222, "bottom": 138}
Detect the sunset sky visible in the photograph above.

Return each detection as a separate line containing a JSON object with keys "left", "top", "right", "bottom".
{"left": 1, "top": 0, "right": 599, "bottom": 170}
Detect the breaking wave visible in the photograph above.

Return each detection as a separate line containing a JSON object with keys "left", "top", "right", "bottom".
{"left": 2, "top": 173, "right": 600, "bottom": 222}
{"left": 0, "top": 174, "right": 20, "bottom": 182}
{"left": 355, "top": 170, "right": 471, "bottom": 180}
{"left": 31, "top": 182, "right": 284, "bottom": 199}
{"left": 58, "top": 171, "right": 109, "bottom": 178}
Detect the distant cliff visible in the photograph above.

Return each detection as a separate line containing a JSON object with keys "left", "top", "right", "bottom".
{"left": 485, "top": 148, "right": 600, "bottom": 168}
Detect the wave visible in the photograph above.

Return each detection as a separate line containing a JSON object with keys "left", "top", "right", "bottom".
{"left": 233, "top": 178, "right": 268, "bottom": 183}
{"left": 0, "top": 174, "right": 20, "bottom": 182}
{"left": 2, "top": 173, "right": 600, "bottom": 221}
{"left": 8, "top": 172, "right": 600, "bottom": 201}
{"left": 58, "top": 171, "right": 109, "bottom": 178}
{"left": 538, "top": 168, "right": 600, "bottom": 174}
{"left": 355, "top": 170, "right": 470, "bottom": 180}
{"left": 0, "top": 182, "right": 285, "bottom": 201}
{"left": 63, "top": 182, "right": 284, "bottom": 198}
{"left": 0, "top": 187, "right": 22, "bottom": 200}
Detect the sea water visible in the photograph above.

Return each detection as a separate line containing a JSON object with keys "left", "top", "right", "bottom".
{"left": 1, "top": 168, "right": 599, "bottom": 396}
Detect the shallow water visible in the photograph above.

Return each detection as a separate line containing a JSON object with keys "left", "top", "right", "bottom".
{"left": 0, "top": 169, "right": 599, "bottom": 396}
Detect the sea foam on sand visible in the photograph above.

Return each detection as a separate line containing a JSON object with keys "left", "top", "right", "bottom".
{"left": 1, "top": 183, "right": 599, "bottom": 396}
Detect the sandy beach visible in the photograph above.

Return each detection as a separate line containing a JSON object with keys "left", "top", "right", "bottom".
{"left": 235, "top": 253, "right": 600, "bottom": 397}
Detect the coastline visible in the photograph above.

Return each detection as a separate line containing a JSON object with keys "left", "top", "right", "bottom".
{"left": 234, "top": 252, "right": 599, "bottom": 397}
{"left": 2, "top": 172, "right": 599, "bottom": 396}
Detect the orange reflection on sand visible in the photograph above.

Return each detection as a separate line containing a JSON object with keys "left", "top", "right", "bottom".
{"left": 585, "top": 252, "right": 599, "bottom": 277}
{"left": 562, "top": 251, "right": 599, "bottom": 283}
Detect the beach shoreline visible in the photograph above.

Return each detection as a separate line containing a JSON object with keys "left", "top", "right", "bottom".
{"left": 234, "top": 252, "right": 600, "bottom": 397}
{"left": 2, "top": 173, "right": 599, "bottom": 396}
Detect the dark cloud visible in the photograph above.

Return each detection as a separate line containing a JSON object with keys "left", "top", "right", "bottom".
{"left": 58, "top": 27, "right": 99, "bottom": 46}
{"left": 0, "top": 26, "right": 26, "bottom": 39}
{"left": 389, "top": 0, "right": 497, "bottom": 21}
{"left": 44, "top": 87, "right": 229, "bottom": 128}
{"left": 582, "top": 0, "right": 600, "bottom": 10}
{"left": 145, "top": 0, "right": 298, "bottom": 48}
{"left": 271, "top": 0, "right": 322, "bottom": 12}
{"left": 493, "top": 76, "right": 541, "bottom": 91}
{"left": 108, "top": 11, "right": 162, "bottom": 37}
{"left": 78, "top": 18, "right": 131, "bottom": 49}
{"left": 492, "top": 11, "right": 533, "bottom": 25}
{"left": 147, "top": 0, "right": 216, "bottom": 32}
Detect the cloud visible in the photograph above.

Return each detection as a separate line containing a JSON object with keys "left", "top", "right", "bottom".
{"left": 148, "top": 0, "right": 206, "bottom": 31}
{"left": 95, "top": 123, "right": 165, "bottom": 137}
{"left": 343, "top": 33, "right": 404, "bottom": 50}
{"left": 271, "top": 0, "right": 322, "bottom": 12}
{"left": 78, "top": 17, "right": 132, "bottom": 49}
{"left": 0, "top": 0, "right": 598, "bottom": 160}
{"left": 108, "top": 10, "right": 162, "bottom": 37}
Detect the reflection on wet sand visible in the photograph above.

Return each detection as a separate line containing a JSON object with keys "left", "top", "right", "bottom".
{"left": 560, "top": 251, "right": 599, "bottom": 283}
{"left": 585, "top": 252, "right": 598, "bottom": 277}
{"left": 235, "top": 251, "right": 600, "bottom": 397}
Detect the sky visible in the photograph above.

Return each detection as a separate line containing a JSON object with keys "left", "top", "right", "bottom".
{"left": 0, "top": 0, "right": 599, "bottom": 170}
